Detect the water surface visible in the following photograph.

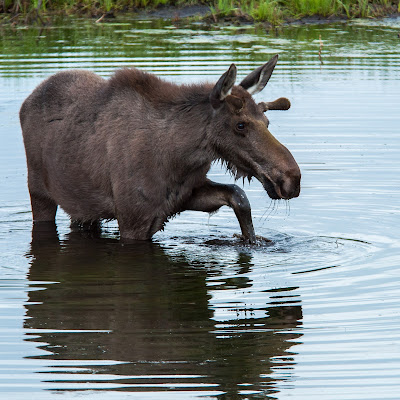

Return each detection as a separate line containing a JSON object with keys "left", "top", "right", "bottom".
{"left": 1, "top": 16, "right": 400, "bottom": 399}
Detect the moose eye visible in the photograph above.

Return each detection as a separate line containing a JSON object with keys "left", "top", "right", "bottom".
{"left": 236, "top": 122, "right": 246, "bottom": 131}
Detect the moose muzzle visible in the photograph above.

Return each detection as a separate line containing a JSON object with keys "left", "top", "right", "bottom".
{"left": 261, "top": 138, "right": 301, "bottom": 201}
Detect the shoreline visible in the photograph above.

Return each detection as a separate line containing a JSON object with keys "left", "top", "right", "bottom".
{"left": 1, "top": 2, "right": 399, "bottom": 27}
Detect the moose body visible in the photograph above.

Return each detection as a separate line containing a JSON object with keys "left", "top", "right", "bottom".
{"left": 20, "top": 55, "right": 300, "bottom": 242}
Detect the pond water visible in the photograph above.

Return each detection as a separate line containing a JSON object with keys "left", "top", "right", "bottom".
{"left": 1, "top": 15, "right": 400, "bottom": 400}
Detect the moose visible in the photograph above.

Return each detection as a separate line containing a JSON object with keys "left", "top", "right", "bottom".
{"left": 20, "top": 55, "right": 300, "bottom": 243}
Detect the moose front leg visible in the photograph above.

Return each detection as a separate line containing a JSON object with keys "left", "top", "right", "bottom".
{"left": 183, "top": 180, "right": 256, "bottom": 244}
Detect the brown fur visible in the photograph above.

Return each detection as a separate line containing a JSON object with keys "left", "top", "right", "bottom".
{"left": 20, "top": 64, "right": 300, "bottom": 242}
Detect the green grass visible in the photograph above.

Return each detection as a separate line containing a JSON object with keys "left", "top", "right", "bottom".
{"left": 1, "top": 0, "right": 173, "bottom": 14}
{"left": 248, "top": 0, "right": 284, "bottom": 24}
{"left": 289, "top": 0, "right": 339, "bottom": 16}
{"left": 209, "top": 0, "right": 398, "bottom": 22}
{"left": 289, "top": 0, "right": 372, "bottom": 17}
{"left": 1, "top": 0, "right": 399, "bottom": 23}
{"left": 210, "top": 0, "right": 237, "bottom": 17}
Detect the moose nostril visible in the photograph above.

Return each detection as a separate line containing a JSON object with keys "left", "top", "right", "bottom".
{"left": 280, "top": 170, "right": 301, "bottom": 199}
{"left": 280, "top": 180, "right": 291, "bottom": 199}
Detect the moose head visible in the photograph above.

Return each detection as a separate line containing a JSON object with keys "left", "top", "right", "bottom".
{"left": 208, "top": 55, "right": 301, "bottom": 201}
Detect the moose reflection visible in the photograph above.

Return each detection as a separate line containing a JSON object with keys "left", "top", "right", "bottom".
{"left": 25, "top": 227, "right": 302, "bottom": 399}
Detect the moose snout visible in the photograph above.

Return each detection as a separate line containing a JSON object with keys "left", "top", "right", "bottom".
{"left": 260, "top": 129, "right": 301, "bottom": 201}
{"left": 277, "top": 167, "right": 301, "bottom": 199}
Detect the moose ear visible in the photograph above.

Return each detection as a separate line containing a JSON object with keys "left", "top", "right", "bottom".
{"left": 259, "top": 97, "right": 291, "bottom": 112}
{"left": 226, "top": 95, "right": 244, "bottom": 113}
{"left": 240, "top": 54, "right": 279, "bottom": 96}
{"left": 210, "top": 64, "right": 237, "bottom": 109}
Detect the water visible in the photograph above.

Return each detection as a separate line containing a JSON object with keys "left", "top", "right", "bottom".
{"left": 1, "top": 15, "right": 400, "bottom": 399}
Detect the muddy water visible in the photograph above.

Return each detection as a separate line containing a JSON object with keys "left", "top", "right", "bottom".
{"left": 1, "top": 16, "right": 400, "bottom": 399}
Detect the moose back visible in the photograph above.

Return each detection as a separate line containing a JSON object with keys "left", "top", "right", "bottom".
{"left": 20, "top": 55, "right": 301, "bottom": 243}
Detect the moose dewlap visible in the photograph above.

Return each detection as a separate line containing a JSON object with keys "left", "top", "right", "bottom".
{"left": 20, "top": 55, "right": 301, "bottom": 243}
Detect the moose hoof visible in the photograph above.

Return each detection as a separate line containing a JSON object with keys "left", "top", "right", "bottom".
{"left": 233, "top": 233, "right": 272, "bottom": 245}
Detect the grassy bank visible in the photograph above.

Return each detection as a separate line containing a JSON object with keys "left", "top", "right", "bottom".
{"left": 210, "top": 0, "right": 399, "bottom": 24}
{"left": 1, "top": 0, "right": 400, "bottom": 24}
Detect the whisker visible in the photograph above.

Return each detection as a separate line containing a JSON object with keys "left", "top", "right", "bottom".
{"left": 259, "top": 197, "right": 273, "bottom": 227}
{"left": 266, "top": 199, "right": 278, "bottom": 219}
{"left": 260, "top": 198, "right": 273, "bottom": 219}
{"left": 284, "top": 199, "right": 289, "bottom": 218}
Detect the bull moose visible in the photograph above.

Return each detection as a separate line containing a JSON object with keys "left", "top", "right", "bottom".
{"left": 20, "top": 55, "right": 300, "bottom": 243}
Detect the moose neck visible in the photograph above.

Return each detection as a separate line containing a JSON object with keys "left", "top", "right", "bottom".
{"left": 161, "top": 84, "right": 217, "bottom": 173}
{"left": 110, "top": 69, "right": 218, "bottom": 174}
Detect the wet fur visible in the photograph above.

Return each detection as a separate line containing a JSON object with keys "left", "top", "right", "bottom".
{"left": 21, "top": 69, "right": 215, "bottom": 238}
{"left": 20, "top": 65, "right": 300, "bottom": 241}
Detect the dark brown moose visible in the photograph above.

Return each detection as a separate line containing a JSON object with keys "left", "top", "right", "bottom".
{"left": 20, "top": 55, "right": 300, "bottom": 243}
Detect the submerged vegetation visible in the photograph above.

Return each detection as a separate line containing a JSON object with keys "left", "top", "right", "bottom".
{"left": 1, "top": 0, "right": 399, "bottom": 24}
